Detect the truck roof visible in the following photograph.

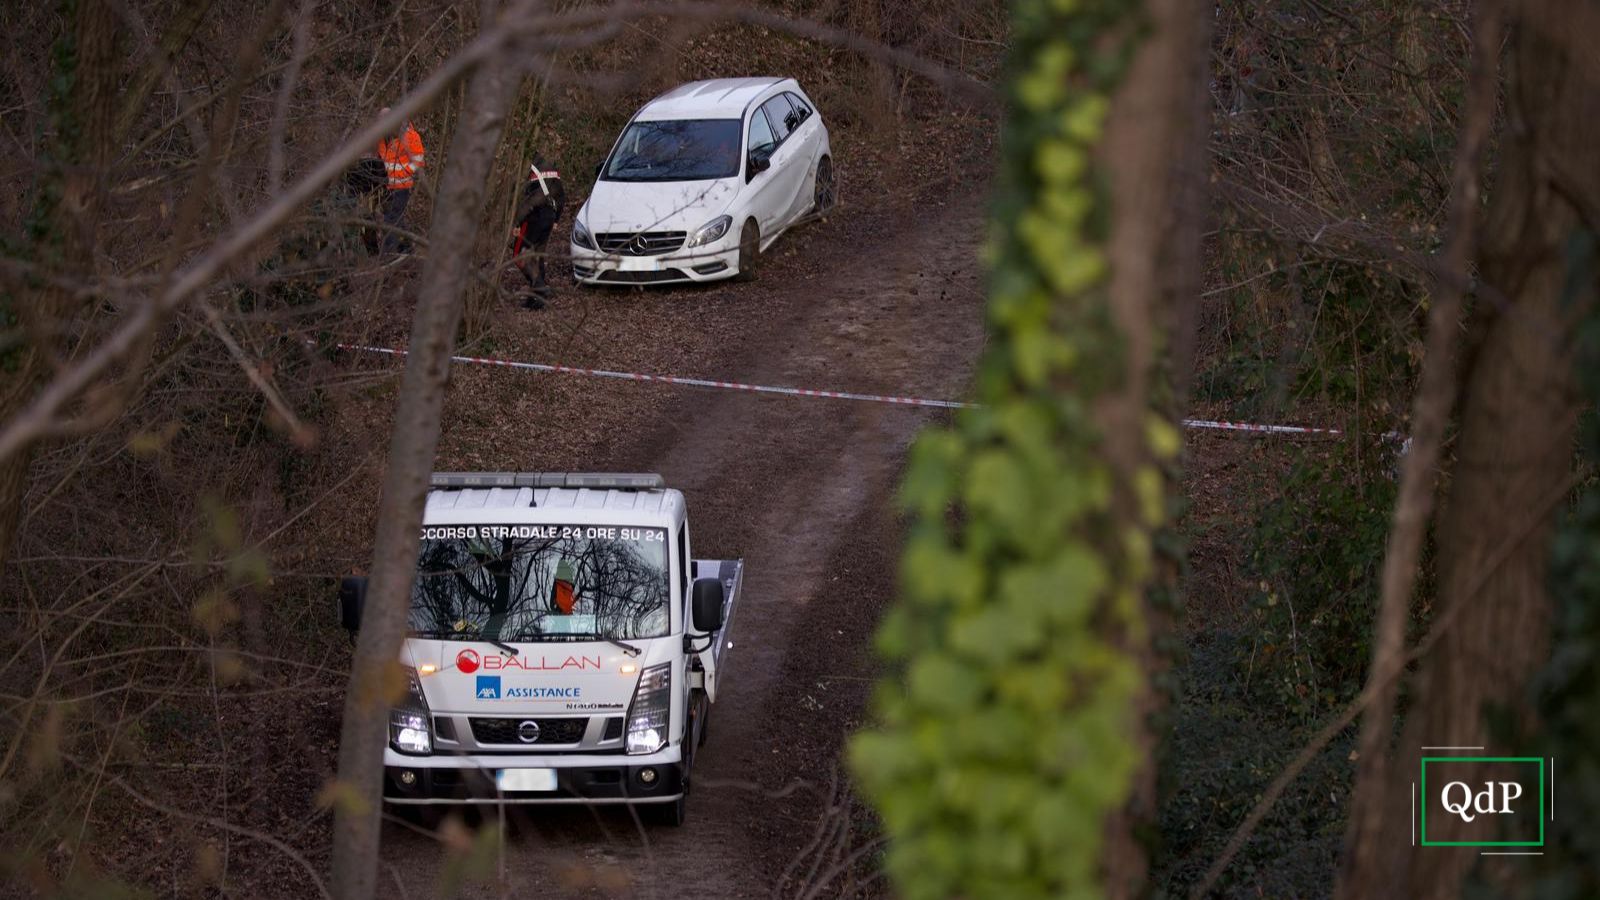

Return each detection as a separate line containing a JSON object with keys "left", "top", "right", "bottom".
{"left": 423, "top": 474, "right": 684, "bottom": 529}
{"left": 636, "top": 77, "right": 789, "bottom": 120}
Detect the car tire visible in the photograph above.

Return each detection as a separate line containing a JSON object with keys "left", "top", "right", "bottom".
{"left": 812, "top": 156, "right": 835, "bottom": 215}
{"left": 734, "top": 220, "right": 760, "bottom": 282}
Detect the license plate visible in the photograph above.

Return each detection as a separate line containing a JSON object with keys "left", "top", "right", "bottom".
{"left": 496, "top": 768, "right": 557, "bottom": 792}
{"left": 617, "top": 255, "right": 660, "bottom": 272}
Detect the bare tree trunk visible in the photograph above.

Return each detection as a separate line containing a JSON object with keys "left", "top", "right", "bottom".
{"left": 1343, "top": 1, "right": 1600, "bottom": 895}
{"left": 1095, "top": 0, "right": 1209, "bottom": 892}
{"left": 1335, "top": 2, "right": 1504, "bottom": 894}
{"left": 327, "top": 40, "right": 522, "bottom": 900}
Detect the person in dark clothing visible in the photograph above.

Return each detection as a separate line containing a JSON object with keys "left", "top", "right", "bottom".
{"left": 510, "top": 155, "right": 565, "bottom": 309}
{"left": 343, "top": 157, "right": 388, "bottom": 255}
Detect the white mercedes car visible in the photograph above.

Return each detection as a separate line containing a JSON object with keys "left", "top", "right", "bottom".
{"left": 570, "top": 77, "right": 833, "bottom": 286}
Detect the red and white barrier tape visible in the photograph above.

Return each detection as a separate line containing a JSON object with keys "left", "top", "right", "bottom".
{"left": 334, "top": 343, "right": 1348, "bottom": 437}
{"left": 1178, "top": 418, "right": 1342, "bottom": 436}
{"left": 338, "top": 343, "right": 976, "bottom": 410}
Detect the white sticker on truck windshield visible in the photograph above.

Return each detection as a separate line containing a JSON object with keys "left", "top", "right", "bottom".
{"left": 419, "top": 525, "right": 665, "bottom": 541}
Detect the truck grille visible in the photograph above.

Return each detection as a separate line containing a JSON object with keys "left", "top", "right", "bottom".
{"left": 470, "top": 717, "right": 587, "bottom": 745}
{"left": 596, "top": 231, "right": 685, "bottom": 256}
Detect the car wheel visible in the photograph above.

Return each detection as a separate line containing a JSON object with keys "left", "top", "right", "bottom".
{"left": 734, "top": 220, "right": 760, "bottom": 282}
{"left": 812, "top": 156, "right": 835, "bottom": 215}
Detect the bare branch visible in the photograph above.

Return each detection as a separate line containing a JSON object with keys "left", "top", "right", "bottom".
{"left": 269, "top": 0, "right": 319, "bottom": 195}
{"left": 196, "top": 298, "right": 313, "bottom": 444}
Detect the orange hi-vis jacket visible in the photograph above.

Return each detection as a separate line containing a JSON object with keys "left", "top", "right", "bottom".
{"left": 378, "top": 124, "right": 425, "bottom": 190}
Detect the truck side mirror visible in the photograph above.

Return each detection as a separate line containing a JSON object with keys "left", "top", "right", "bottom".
{"left": 691, "top": 578, "right": 725, "bottom": 633}
{"left": 339, "top": 576, "right": 368, "bottom": 632}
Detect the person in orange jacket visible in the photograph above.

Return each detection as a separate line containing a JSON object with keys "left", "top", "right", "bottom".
{"left": 376, "top": 108, "right": 425, "bottom": 252}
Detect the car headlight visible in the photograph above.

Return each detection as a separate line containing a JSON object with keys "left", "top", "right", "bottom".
{"left": 625, "top": 662, "right": 671, "bottom": 755}
{"left": 572, "top": 218, "right": 596, "bottom": 250}
{"left": 389, "top": 667, "right": 432, "bottom": 755}
{"left": 685, "top": 215, "right": 732, "bottom": 249}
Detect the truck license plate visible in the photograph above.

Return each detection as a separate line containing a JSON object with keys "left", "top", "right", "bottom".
{"left": 496, "top": 768, "right": 557, "bottom": 792}
{"left": 617, "top": 255, "right": 659, "bottom": 272}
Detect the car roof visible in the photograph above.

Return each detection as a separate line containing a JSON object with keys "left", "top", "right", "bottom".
{"left": 636, "top": 77, "right": 793, "bottom": 120}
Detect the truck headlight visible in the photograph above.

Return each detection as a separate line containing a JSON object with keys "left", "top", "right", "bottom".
{"left": 685, "top": 215, "right": 732, "bottom": 248}
{"left": 572, "top": 218, "right": 596, "bottom": 250}
{"left": 389, "top": 667, "right": 432, "bottom": 755}
{"left": 390, "top": 710, "right": 432, "bottom": 755}
{"left": 625, "top": 663, "right": 671, "bottom": 755}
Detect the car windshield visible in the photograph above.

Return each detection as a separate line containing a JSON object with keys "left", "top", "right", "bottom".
{"left": 409, "top": 525, "right": 670, "bottom": 642}
{"left": 602, "top": 119, "right": 741, "bottom": 182}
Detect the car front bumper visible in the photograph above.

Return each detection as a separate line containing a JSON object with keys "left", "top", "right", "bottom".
{"left": 570, "top": 241, "right": 740, "bottom": 286}
{"left": 382, "top": 745, "right": 686, "bottom": 805}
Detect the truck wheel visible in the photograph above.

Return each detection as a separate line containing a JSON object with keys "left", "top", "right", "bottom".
{"left": 394, "top": 804, "right": 442, "bottom": 830}
{"left": 696, "top": 694, "right": 710, "bottom": 748}
{"left": 646, "top": 793, "right": 688, "bottom": 827}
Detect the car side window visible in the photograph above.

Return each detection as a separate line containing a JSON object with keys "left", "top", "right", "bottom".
{"left": 761, "top": 96, "right": 794, "bottom": 144}
{"left": 786, "top": 92, "right": 812, "bottom": 125}
{"left": 748, "top": 107, "right": 777, "bottom": 157}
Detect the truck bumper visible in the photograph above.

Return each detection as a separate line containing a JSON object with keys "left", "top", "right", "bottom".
{"left": 382, "top": 746, "right": 686, "bottom": 805}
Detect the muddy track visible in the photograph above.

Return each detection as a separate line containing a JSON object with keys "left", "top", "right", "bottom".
{"left": 379, "top": 192, "right": 987, "bottom": 897}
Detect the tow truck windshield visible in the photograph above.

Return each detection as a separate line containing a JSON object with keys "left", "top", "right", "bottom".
{"left": 409, "top": 525, "right": 671, "bottom": 642}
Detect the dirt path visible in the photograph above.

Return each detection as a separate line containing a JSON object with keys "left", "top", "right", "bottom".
{"left": 379, "top": 194, "right": 987, "bottom": 897}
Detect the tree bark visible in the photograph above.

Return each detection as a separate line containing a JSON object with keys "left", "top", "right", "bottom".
{"left": 1336, "top": 1, "right": 1504, "bottom": 894}
{"left": 326, "top": 38, "right": 522, "bottom": 900}
{"left": 0, "top": 0, "right": 119, "bottom": 574}
{"left": 1095, "top": 0, "right": 1209, "bottom": 893}
{"left": 1342, "top": 0, "right": 1600, "bottom": 895}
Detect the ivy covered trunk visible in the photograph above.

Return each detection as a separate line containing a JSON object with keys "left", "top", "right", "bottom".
{"left": 0, "top": 0, "right": 118, "bottom": 573}
{"left": 849, "top": 0, "right": 1207, "bottom": 895}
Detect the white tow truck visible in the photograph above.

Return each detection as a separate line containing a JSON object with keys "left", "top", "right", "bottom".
{"left": 338, "top": 473, "right": 741, "bottom": 825}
